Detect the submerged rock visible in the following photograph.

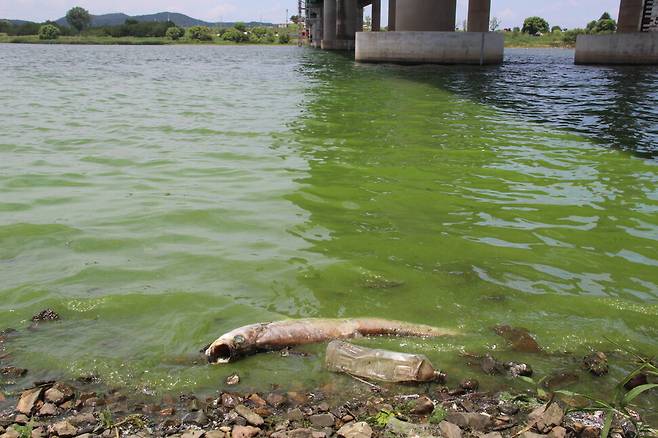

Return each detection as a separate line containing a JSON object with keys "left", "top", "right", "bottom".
{"left": 493, "top": 325, "right": 542, "bottom": 353}
{"left": 583, "top": 352, "right": 608, "bottom": 376}
{"left": 31, "top": 309, "right": 60, "bottom": 323}
{"left": 0, "top": 367, "right": 27, "bottom": 378}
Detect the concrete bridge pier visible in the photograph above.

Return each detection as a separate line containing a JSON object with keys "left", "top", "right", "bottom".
{"left": 575, "top": 0, "right": 658, "bottom": 64}
{"left": 355, "top": 0, "right": 503, "bottom": 64}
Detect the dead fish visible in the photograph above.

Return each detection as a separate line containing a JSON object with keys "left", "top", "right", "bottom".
{"left": 204, "top": 318, "right": 458, "bottom": 364}
{"left": 493, "top": 325, "right": 542, "bottom": 353}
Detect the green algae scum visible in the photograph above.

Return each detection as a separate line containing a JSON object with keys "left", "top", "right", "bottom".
{"left": 0, "top": 45, "right": 656, "bottom": 415}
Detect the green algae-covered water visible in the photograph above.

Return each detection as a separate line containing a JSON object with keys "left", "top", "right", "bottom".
{"left": 0, "top": 45, "right": 656, "bottom": 407}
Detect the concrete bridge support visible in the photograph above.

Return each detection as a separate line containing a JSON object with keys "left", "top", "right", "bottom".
{"left": 395, "top": 0, "right": 456, "bottom": 31}
{"left": 322, "top": 0, "right": 337, "bottom": 49}
{"left": 467, "top": 0, "right": 491, "bottom": 32}
{"left": 575, "top": 0, "right": 658, "bottom": 64}
{"left": 355, "top": 0, "right": 503, "bottom": 64}
{"left": 388, "top": 0, "right": 396, "bottom": 31}
{"left": 371, "top": 0, "right": 381, "bottom": 31}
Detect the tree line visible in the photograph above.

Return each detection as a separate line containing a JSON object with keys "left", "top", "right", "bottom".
{"left": 1, "top": 6, "right": 294, "bottom": 43}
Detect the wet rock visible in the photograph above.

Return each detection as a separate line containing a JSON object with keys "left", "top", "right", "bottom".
{"left": 309, "top": 414, "right": 335, "bottom": 428}
{"left": 205, "top": 431, "right": 226, "bottom": 438}
{"left": 287, "top": 408, "right": 304, "bottom": 422}
{"left": 317, "top": 402, "right": 330, "bottom": 413}
{"left": 504, "top": 362, "right": 533, "bottom": 378}
{"left": 44, "top": 388, "right": 65, "bottom": 405}
{"left": 0, "top": 367, "right": 27, "bottom": 378}
{"left": 32, "top": 426, "right": 47, "bottom": 438}
{"left": 438, "top": 421, "right": 462, "bottom": 438}
{"left": 529, "top": 404, "right": 564, "bottom": 433}
{"left": 548, "top": 426, "right": 567, "bottom": 438}
{"left": 545, "top": 372, "right": 579, "bottom": 391}
{"left": 248, "top": 394, "right": 267, "bottom": 407}
{"left": 51, "top": 421, "right": 77, "bottom": 437}
{"left": 182, "top": 431, "right": 205, "bottom": 438}
{"left": 480, "top": 355, "right": 504, "bottom": 375}
{"left": 266, "top": 393, "right": 287, "bottom": 408}
{"left": 499, "top": 403, "right": 519, "bottom": 416}
{"left": 16, "top": 387, "right": 42, "bottom": 415}
{"left": 192, "top": 410, "right": 209, "bottom": 426}
{"left": 493, "top": 325, "right": 542, "bottom": 353}
{"left": 231, "top": 425, "right": 260, "bottom": 438}
{"left": 411, "top": 396, "right": 434, "bottom": 415}
{"left": 225, "top": 374, "right": 240, "bottom": 386}
{"left": 445, "top": 413, "right": 492, "bottom": 432}
{"left": 624, "top": 373, "right": 648, "bottom": 390}
{"left": 235, "top": 405, "right": 264, "bottom": 427}
{"left": 31, "top": 309, "right": 60, "bottom": 322}
{"left": 460, "top": 379, "right": 479, "bottom": 392}
{"left": 221, "top": 393, "right": 240, "bottom": 409}
{"left": 38, "top": 403, "right": 57, "bottom": 416}
{"left": 583, "top": 352, "right": 608, "bottom": 376}
{"left": 337, "top": 422, "right": 372, "bottom": 438}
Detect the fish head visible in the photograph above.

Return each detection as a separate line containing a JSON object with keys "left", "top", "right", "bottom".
{"left": 205, "top": 333, "right": 250, "bottom": 364}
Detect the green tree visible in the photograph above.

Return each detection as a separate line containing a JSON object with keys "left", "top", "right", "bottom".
{"left": 278, "top": 32, "right": 290, "bottom": 44}
{"left": 38, "top": 24, "right": 61, "bottom": 40}
{"left": 66, "top": 6, "right": 91, "bottom": 33}
{"left": 222, "top": 27, "right": 249, "bottom": 42}
{"left": 596, "top": 18, "right": 616, "bottom": 32}
{"left": 187, "top": 25, "right": 213, "bottom": 41}
{"left": 290, "top": 15, "right": 300, "bottom": 24}
{"left": 522, "top": 16, "right": 549, "bottom": 35}
{"left": 600, "top": 12, "right": 612, "bottom": 20}
{"left": 562, "top": 28, "right": 586, "bottom": 45}
{"left": 234, "top": 22, "right": 247, "bottom": 32}
{"left": 165, "top": 26, "right": 184, "bottom": 40}
{"left": 551, "top": 25, "right": 563, "bottom": 33}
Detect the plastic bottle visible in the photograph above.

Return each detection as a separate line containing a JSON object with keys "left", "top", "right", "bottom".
{"left": 325, "top": 340, "right": 445, "bottom": 383}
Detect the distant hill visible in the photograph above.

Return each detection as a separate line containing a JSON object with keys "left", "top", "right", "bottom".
{"left": 48, "top": 12, "right": 273, "bottom": 28}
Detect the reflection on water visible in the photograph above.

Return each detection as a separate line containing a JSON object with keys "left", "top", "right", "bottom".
{"left": 0, "top": 46, "right": 656, "bottom": 408}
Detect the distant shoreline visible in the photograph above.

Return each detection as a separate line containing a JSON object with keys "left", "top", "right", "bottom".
{"left": 0, "top": 34, "right": 575, "bottom": 49}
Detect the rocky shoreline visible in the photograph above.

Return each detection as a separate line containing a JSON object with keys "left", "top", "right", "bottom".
{"left": 0, "top": 375, "right": 650, "bottom": 438}
{"left": 1, "top": 311, "right": 656, "bottom": 438}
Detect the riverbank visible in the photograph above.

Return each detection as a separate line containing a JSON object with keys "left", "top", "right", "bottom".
{"left": 0, "top": 35, "right": 297, "bottom": 45}
{"left": 0, "top": 33, "right": 573, "bottom": 48}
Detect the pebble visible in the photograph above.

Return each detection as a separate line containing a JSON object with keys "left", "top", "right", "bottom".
{"left": 445, "top": 412, "right": 492, "bottom": 432}
{"left": 45, "top": 388, "right": 66, "bottom": 405}
{"left": 225, "top": 374, "right": 240, "bottom": 386}
{"left": 51, "top": 420, "right": 78, "bottom": 438}
{"left": 182, "top": 431, "right": 205, "bottom": 438}
{"left": 38, "top": 403, "right": 58, "bottom": 416}
{"left": 266, "top": 393, "right": 287, "bottom": 408}
{"left": 336, "top": 422, "right": 372, "bottom": 438}
{"left": 221, "top": 393, "right": 240, "bottom": 408}
{"left": 410, "top": 396, "right": 434, "bottom": 415}
{"left": 439, "top": 421, "right": 462, "bottom": 438}
{"left": 529, "top": 404, "right": 564, "bottom": 433}
{"left": 231, "top": 425, "right": 260, "bottom": 438}
{"left": 548, "top": 426, "right": 567, "bottom": 438}
{"left": 206, "top": 431, "right": 226, "bottom": 438}
{"left": 236, "top": 405, "right": 264, "bottom": 427}
{"left": 499, "top": 403, "right": 519, "bottom": 415}
{"left": 460, "top": 379, "right": 479, "bottom": 392}
{"left": 287, "top": 408, "right": 304, "bottom": 422}
{"left": 309, "top": 414, "right": 335, "bottom": 428}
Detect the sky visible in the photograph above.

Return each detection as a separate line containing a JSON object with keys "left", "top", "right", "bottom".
{"left": 2, "top": 0, "right": 622, "bottom": 29}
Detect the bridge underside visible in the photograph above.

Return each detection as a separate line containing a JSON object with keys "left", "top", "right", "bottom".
{"left": 306, "top": 0, "right": 658, "bottom": 65}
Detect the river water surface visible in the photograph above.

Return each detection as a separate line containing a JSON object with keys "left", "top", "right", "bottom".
{"left": 0, "top": 45, "right": 657, "bottom": 405}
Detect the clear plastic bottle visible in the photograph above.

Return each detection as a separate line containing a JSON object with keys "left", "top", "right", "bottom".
{"left": 325, "top": 340, "right": 444, "bottom": 383}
